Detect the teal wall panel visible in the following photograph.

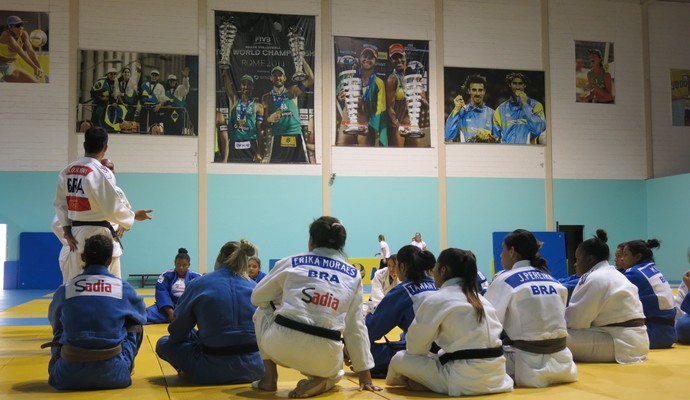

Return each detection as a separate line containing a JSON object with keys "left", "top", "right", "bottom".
{"left": 447, "top": 177, "right": 546, "bottom": 276}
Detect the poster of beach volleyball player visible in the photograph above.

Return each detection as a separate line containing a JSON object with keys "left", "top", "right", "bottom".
{"left": 334, "top": 36, "right": 430, "bottom": 148}
{"left": 0, "top": 10, "right": 49, "bottom": 83}
{"left": 214, "top": 11, "right": 315, "bottom": 164}
{"left": 575, "top": 40, "right": 615, "bottom": 104}
{"left": 444, "top": 67, "right": 546, "bottom": 145}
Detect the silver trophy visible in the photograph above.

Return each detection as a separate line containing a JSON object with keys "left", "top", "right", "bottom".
{"left": 287, "top": 26, "right": 307, "bottom": 82}
{"left": 337, "top": 55, "right": 365, "bottom": 135}
{"left": 401, "top": 60, "right": 425, "bottom": 138}
{"left": 218, "top": 16, "right": 238, "bottom": 70}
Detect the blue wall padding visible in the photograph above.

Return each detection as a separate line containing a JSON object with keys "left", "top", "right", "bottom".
{"left": 18, "top": 232, "right": 62, "bottom": 289}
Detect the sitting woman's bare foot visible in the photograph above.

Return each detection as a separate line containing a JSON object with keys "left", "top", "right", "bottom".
{"left": 403, "top": 376, "right": 429, "bottom": 392}
{"left": 288, "top": 377, "right": 329, "bottom": 398}
{"left": 252, "top": 378, "right": 277, "bottom": 391}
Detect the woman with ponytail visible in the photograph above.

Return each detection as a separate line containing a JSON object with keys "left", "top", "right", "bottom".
{"left": 361, "top": 244, "right": 438, "bottom": 377}
{"left": 566, "top": 229, "right": 649, "bottom": 363}
{"left": 484, "top": 229, "right": 577, "bottom": 387}
{"left": 619, "top": 239, "right": 677, "bottom": 348}
{"left": 155, "top": 239, "right": 264, "bottom": 385}
{"left": 386, "top": 248, "right": 513, "bottom": 396}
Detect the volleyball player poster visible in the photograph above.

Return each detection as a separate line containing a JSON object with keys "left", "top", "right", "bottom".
{"left": 443, "top": 67, "right": 546, "bottom": 145}
{"left": 76, "top": 51, "right": 198, "bottom": 136}
{"left": 0, "top": 10, "right": 49, "bottom": 84}
{"left": 334, "top": 36, "right": 431, "bottom": 148}
{"left": 575, "top": 40, "right": 615, "bottom": 104}
{"left": 670, "top": 69, "right": 690, "bottom": 127}
{"left": 214, "top": 11, "right": 316, "bottom": 164}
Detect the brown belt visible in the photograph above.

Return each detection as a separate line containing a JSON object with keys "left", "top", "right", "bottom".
{"left": 61, "top": 343, "right": 122, "bottom": 362}
{"left": 604, "top": 318, "right": 646, "bottom": 328}
{"left": 510, "top": 337, "right": 567, "bottom": 354}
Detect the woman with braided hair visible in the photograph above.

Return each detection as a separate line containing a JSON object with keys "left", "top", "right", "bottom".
{"left": 155, "top": 239, "right": 264, "bottom": 385}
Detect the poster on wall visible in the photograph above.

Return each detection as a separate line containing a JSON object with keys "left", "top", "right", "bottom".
{"left": 0, "top": 11, "right": 49, "bottom": 83}
{"left": 77, "top": 50, "right": 199, "bottom": 135}
{"left": 670, "top": 69, "right": 690, "bottom": 127}
{"left": 575, "top": 40, "right": 615, "bottom": 104}
{"left": 214, "top": 11, "right": 315, "bottom": 164}
{"left": 334, "top": 36, "right": 430, "bottom": 148}
{"left": 444, "top": 67, "right": 546, "bottom": 144}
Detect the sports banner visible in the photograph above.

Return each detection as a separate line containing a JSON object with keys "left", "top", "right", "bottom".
{"left": 334, "top": 36, "right": 430, "bottom": 148}
{"left": 0, "top": 11, "right": 49, "bottom": 84}
{"left": 214, "top": 11, "right": 316, "bottom": 164}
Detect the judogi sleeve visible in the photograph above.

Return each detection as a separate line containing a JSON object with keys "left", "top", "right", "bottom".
{"left": 343, "top": 277, "right": 375, "bottom": 372}
{"left": 251, "top": 258, "right": 289, "bottom": 308}
{"left": 154, "top": 271, "right": 175, "bottom": 310}
{"left": 484, "top": 277, "right": 510, "bottom": 323}
{"left": 565, "top": 278, "right": 606, "bottom": 329}
{"left": 405, "top": 296, "right": 442, "bottom": 355}
{"left": 167, "top": 280, "right": 200, "bottom": 342}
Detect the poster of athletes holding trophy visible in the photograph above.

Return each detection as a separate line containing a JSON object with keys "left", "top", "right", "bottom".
{"left": 214, "top": 11, "right": 315, "bottom": 164}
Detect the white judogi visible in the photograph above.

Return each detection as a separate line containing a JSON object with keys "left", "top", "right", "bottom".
{"left": 363, "top": 267, "right": 399, "bottom": 315}
{"left": 675, "top": 280, "right": 688, "bottom": 319}
{"left": 566, "top": 261, "right": 649, "bottom": 363}
{"left": 484, "top": 261, "right": 577, "bottom": 387}
{"left": 252, "top": 247, "right": 374, "bottom": 382}
{"left": 51, "top": 215, "right": 71, "bottom": 283}
{"left": 53, "top": 156, "right": 133, "bottom": 281}
{"left": 386, "top": 277, "right": 513, "bottom": 396}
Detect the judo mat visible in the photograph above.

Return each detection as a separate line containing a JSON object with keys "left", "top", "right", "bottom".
{"left": 1, "top": 288, "right": 689, "bottom": 400}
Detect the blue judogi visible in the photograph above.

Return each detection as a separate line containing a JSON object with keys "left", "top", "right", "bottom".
{"left": 47, "top": 264, "right": 146, "bottom": 390}
{"left": 155, "top": 265, "right": 264, "bottom": 385}
{"left": 145, "top": 269, "right": 202, "bottom": 324}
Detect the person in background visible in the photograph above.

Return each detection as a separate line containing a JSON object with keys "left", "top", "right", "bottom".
{"left": 376, "top": 234, "right": 391, "bottom": 270}
{"left": 385, "top": 248, "right": 513, "bottom": 396}
{"left": 493, "top": 72, "right": 546, "bottom": 144}
{"left": 155, "top": 240, "right": 264, "bottom": 385}
{"left": 444, "top": 74, "right": 496, "bottom": 143}
{"left": 145, "top": 248, "right": 202, "bottom": 324}
{"left": 619, "top": 239, "right": 677, "bottom": 348}
{"left": 364, "top": 254, "right": 399, "bottom": 316}
{"left": 675, "top": 257, "right": 690, "bottom": 343}
{"left": 484, "top": 229, "right": 577, "bottom": 387}
{"left": 584, "top": 49, "right": 614, "bottom": 103}
{"left": 46, "top": 234, "right": 145, "bottom": 390}
{"left": 410, "top": 232, "right": 427, "bottom": 251}
{"left": 251, "top": 216, "right": 381, "bottom": 397}
{"left": 362, "top": 245, "right": 437, "bottom": 377}
{"left": 248, "top": 256, "right": 266, "bottom": 283}
{"left": 565, "top": 229, "right": 648, "bottom": 363}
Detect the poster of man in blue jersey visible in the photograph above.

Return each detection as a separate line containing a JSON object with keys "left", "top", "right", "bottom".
{"left": 334, "top": 36, "right": 430, "bottom": 148}
{"left": 76, "top": 50, "right": 198, "bottom": 136}
{"left": 214, "top": 11, "right": 315, "bottom": 164}
{"left": 0, "top": 10, "right": 49, "bottom": 84}
{"left": 444, "top": 67, "right": 546, "bottom": 145}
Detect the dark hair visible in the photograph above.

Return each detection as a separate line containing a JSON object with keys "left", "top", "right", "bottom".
{"left": 389, "top": 254, "right": 397, "bottom": 263}
{"left": 579, "top": 229, "right": 610, "bottom": 262}
{"left": 437, "top": 248, "right": 484, "bottom": 322}
{"left": 83, "top": 234, "right": 113, "bottom": 266}
{"left": 396, "top": 245, "right": 436, "bottom": 284}
{"left": 505, "top": 72, "right": 529, "bottom": 86}
{"left": 462, "top": 74, "right": 487, "bottom": 93}
{"left": 309, "top": 216, "right": 346, "bottom": 251}
{"left": 625, "top": 239, "right": 661, "bottom": 263}
{"left": 175, "top": 248, "right": 190, "bottom": 263}
{"left": 83, "top": 126, "right": 108, "bottom": 154}
{"left": 503, "top": 229, "right": 549, "bottom": 272}
{"left": 216, "top": 239, "right": 257, "bottom": 277}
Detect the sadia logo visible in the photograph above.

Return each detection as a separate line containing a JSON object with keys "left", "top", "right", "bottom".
{"left": 301, "top": 287, "right": 340, "bottom": 310}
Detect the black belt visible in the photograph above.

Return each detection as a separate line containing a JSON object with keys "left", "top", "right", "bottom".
{"left": 508, "top": 337, "right": 567, "bottom": 354}
{"left": 72, "top": 220, "right": 123, "bottom": 249}
{"left": 438, "top": 346, "right": 504, "bottom": 365}
{"left": 646, "top": 316, "right": 676, "bottom": 326}
{"left": 200, "top": 342, "right": 259, "bottom": 356}
{"left": 274, "top": 314, "right": 342, "bottom": 342}
{"left": 604, "top": 318, "right": 646, "bottom": 328}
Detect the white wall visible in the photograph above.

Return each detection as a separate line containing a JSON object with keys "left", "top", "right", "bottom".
{"left": 648, "top": 1, "right": 690, "bottom": 178}
{"left": 2, "top": 0, "right": 688, "bottom": 179}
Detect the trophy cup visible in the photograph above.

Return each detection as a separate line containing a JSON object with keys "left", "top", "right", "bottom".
{"left": 401, "top": 60, "right": 425, "bottom": 138}
{"left": 337, "top": 55, "right": 365, "bottom": 135}
{"left": 287, "top": 26, "right": 307, "bottom": 82}
{"left": 218, "top": 16, "right": 238, "bottom": 70}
